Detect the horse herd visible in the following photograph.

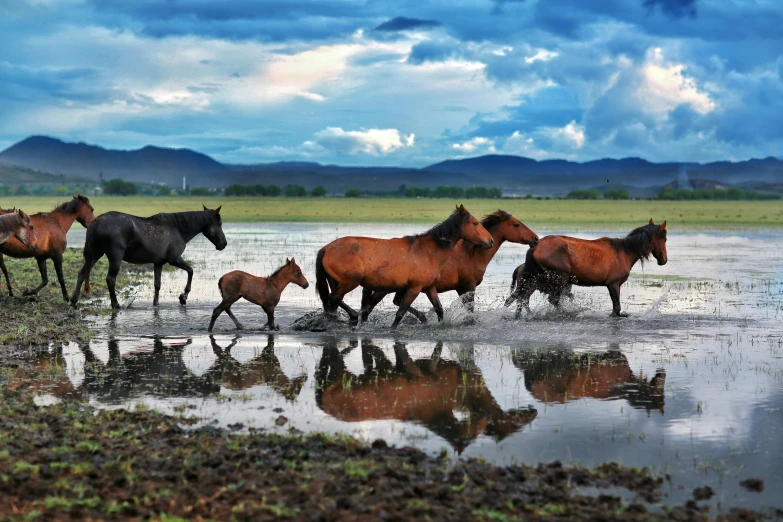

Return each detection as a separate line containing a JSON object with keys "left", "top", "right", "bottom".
{"left": 1, "top": 196, "right": 668, "bottom": 329}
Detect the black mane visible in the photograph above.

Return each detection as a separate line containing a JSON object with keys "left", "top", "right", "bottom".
{"left": 407, "top": 208, "right": 467, "bottom": 248}
{"left": 610, "top": 224, "right": 664, "bottom": 264}
{"left": 53, "top": 196, "right": 88, "bottom": 214}
{"left": 269, "top": 262, "right": 289, "bottom": 278}
{"left": 156, "top": 209, "right": 217, "bottom": 232}
{"left": 464, "top": 210, "right": 510, "bottom": 254}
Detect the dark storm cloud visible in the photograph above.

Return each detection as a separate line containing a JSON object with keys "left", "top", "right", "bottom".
{"left": 642, "top": 0, "right": 697, "bottom": 19}
{"left": 374, "top": 17, "right": 441, "bottom": 32}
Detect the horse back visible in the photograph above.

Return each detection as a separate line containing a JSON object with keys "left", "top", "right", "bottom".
{"left": 533, "top": 236, "right": 622, "bottom": 285}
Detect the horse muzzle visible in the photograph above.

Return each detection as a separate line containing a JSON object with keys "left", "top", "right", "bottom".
{"left": 529, "top": 236, "right": 539, "bottom": 247}
{"left": 301, "top": 282, "right": 310, "bottom": 289}
{"left": 483, "top": 239, "right": 494, "bottom": 249}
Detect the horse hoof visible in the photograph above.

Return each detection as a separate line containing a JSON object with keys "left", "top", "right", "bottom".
{"left": 179, "top": 295, "right": 187, "bottom": 305}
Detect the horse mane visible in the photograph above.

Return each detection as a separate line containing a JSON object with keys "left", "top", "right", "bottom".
{"left": 465, "top": 210, "right": 511, "bottom": 254}
{"left": 610, "top": 224, "right": 663, "bottom": 264}
{"left": 53, "top": 197, "right": 83, "bottom": 214}
{"left": 0, "top": 212, "right": 22, "bottom": 235}
{"left": 156, "top": 209, "right": 216, "bottom": 231}
{"left": 406, "top": 207, "right": 467, "bottom": 248}
{"left": 269, "top": 262, "right": 290, "bottom": 278}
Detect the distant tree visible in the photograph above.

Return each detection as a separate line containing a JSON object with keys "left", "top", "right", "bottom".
{"left": 405, "top": 187, "right": 431, "bottom": 198}
{"left": 432, "top": 186, "right": 464, "bottom": 199}
{"left": 345, "top": 188, "right": 361, "bottom": 198}
{"left": 285, "top": 184, "right": 307, "bottom": 197}
{"left": 727, "top": 187, "right": 746, "bottom": 200}
{"left": 103, "top": 178, "right": 138, "bottom": 196}
{"left": 603, "top": 189, "right": 629, "bottom": 200}
{"left": 224, "top": 184, "right": 246, "bottom": 196}
{"left": 525, "top": 193, "right": 533, "bottom": 199}
{"left": 566, "top": 189, "right": 599, "bottom": 200}
{"left": 191, "top": 187, "right": 211, "bottom": 196}
{"left": 266, "top": 184, "right": 281, "bottom": 197}
{"left": 53, "top": 185, "right": 70, "bottom": 196}
{"left": 465, "top": 187, "right": 488, "bottom": 199}
{"left": 487, "top": 187, "right": 502, "bottom": 198}
{"left": 157, "top": 185, "right": 172, "bottom": 196}
{"left": 311, "top": 185, "right": 327, "bottom": 197}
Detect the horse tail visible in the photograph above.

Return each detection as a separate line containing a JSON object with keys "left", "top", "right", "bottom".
{"left": 315, "top": 248, "right": 330, "bottom": 310}
{"left": 509, "top": 264, "right": 522, "bottom": 293}
{"left": 217, "top": 274, "right": 226, "bottom": 299}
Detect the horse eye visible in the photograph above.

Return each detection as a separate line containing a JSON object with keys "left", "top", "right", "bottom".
{"left": 513, "top": 223, "right": 520, "bottom": 227}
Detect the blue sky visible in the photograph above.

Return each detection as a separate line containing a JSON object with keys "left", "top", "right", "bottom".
{"left": 1, "top": 0, "right": 781, "bottom": 166}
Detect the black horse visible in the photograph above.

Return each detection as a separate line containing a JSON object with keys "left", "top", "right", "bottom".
{"left": 70, "top": 205, "right": 227, "bottom": 309}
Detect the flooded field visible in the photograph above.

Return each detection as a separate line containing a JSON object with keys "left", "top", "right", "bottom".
{"left": 33, "top": 223, "right": 783, "bottom": 512}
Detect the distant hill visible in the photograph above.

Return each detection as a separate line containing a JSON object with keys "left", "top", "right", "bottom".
{"left": 0, "top": 136, "right": 228, "bottom": 188}
{"left": 0, "top": 163, "right": 91, "bottom": 185}
{"left": 1, "top": 136, "right": 781, "bottom": 196}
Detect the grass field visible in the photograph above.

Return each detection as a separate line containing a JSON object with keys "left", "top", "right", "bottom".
{"left": 6, "top": 195, "right": 783, "bottom": 229}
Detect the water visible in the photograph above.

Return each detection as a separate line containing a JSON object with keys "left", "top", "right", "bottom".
{"left": 35, "top": 223, "right": 783, "bottom": 511}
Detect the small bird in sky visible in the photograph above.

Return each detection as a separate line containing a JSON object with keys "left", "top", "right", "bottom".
{"left": 604, "top": 178, "right": 610, "bottom": 183}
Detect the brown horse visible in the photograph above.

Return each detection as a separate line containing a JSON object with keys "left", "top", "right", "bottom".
{"left": 315, "top": 205, "right": 494, "bottom": 328}
{"left": 315, "top": 340, "right": 537, "bottom": 453}
{"left": 210, "top": 335, "right": 307, "bottom": 401}
{"left": 512, "top": 346, "right": 666, "bottom": 414}
{"left": 360, "top": 210, "right": 539, "bottom": 322}
{"left": 208, "top": 258, "right": 309, "bottom": 332}
{"left": 0, "top": 210, "right": 37, "bottom": 252}
{"left": 505, "top": 219, "right": 668, "bottom": 317}
{"left": 0, "top": 195, "right": 95, "bottom": 301}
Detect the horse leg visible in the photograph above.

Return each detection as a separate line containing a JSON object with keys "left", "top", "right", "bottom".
{"left": 608, "top": 283, "right": 627, "bottom": 317}
{"left": 392, "top": 291, "right": 427, "bottom": 323}
{"left": 360, "top": 288, "right": 389, "bottom": 323}
{"left": 152, "top": 263, "right": 163, "bottom": 306}
{"left": 263, "top": 306, "right": 278, "bottom": 331}
{"left": 208, "top": 295, "right": 241, "bottom": 332}
{"left": 424, "top": 287, "right": 445, "bottom": 322}
{"left": 169, "top": 256, "right": 193, "bottom": 305}
{"left": 512, "top": 277, "right": 536, "bottom": 319}
{"left": 391, "top": 287, "right": 422, "bottom": 329}
{"left": 225, "top": 307, "right": 244, "bottom": 330}
{"left": 23, "top": 256, "right": 50, "bottom": 296}
{"left": 0, "top": 254, "right": 13, "bottom": 296}
{"left": 459, "top": 290, "right": 476, "bottom": 313}
{"left": 70, "top": 249, "right": 103, "bottom": 307}
{"left": 51, "top": 252, "right": 69, "bottom": 302}
{"left": 105, "top": 254, "right": 123, "bottom": 309}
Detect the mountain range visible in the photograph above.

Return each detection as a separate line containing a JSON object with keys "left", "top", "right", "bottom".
{"left": 1, "top": 135, "right": 781, "bottom": 196}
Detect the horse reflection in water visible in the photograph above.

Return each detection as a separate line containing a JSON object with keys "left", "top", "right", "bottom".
{"left": 27, "top": 335, "right": 306, "bottom": 404}
{"left": 512, "top": 344, "right": 666, "bottom": 414}
{"left": 315, "top": 339, "right": 537, "bottom": 453}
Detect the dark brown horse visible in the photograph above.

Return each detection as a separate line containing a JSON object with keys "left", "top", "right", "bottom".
{"left": 512, "top": 346, "right": 666, "bottom": 414}
{"left": 316, "top": 205, "right": 494, "bottom": 328}
{"left": 315, "top": 340, "right": 537, "bottom": 453}
{"left": 0, "top": 195, "right": 95, "bottom": 301}
{"left": 506, "top": 219, "right": 668, "bottom": 317}
{"left": 0, "top": 210, "right": 37, "bottom": 252}
{"left": 359, "top": 210, "right": 539, "bottom": 322}
{"left": 70, "top": 206, "right": 227, "bottom": 309}
{"left": 208, "top": 258, "right": 309, "bottom": 332}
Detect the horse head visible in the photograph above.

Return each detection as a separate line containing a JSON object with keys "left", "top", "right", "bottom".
{"left": 648, "top": 219, "right": 668, "bottom": 266}
{"left": 456, "top": 204, "right": 494, "bottom": 249}
{"left": 285, "top": 257, "right": 309, "bottom": 289}
{"left": 74, "top": 195, "right": 96, "bottom": 228}
{"left": 202, "top": 205, "right": 228, "bottom": 251}
{"left": 488, "top": 210, "right": 539, "bottom": 246}
{"left": 15, "top": 209, "right": 38, "bottom": 252}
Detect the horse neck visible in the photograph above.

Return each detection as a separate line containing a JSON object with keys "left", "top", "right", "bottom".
{"left": 413, "top": 234, "right": 458, "bottom": 259}
{"left": 266, "top": 269, "right": 292, "bottom": 295}
{"left": 616, "top": 236, "right": 647, "bottom": 269}
{"left": 460, "top": 226, "right": 504, "bottom": 263}
{"left": 49, "top": 207, "right": 80, "bottom": 232}
{"left": 172, "top": 211, "right": 209, "bottom": 242}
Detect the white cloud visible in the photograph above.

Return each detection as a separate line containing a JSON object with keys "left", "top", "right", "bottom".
{"left": 639, "top": 47, "right": 716, "bottom": 115}
{"left": 313, "top": 127, "right": 415, "bottom": 155}
{"left": 525, "top": 48, "right": 558, "bottom": 64}
{"left": 547, "top": 120, "right": 586, "bottom": 149}
{"left": 451, "top": 136, "right": 496, "bottom": 154}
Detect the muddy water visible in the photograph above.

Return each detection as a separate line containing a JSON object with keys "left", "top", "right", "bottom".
{"left": 40, "top": 224, "right": 783, "bottom": 511}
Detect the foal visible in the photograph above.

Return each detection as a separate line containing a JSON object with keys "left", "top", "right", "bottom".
{"left": 208, "top": 258, "right": 309, "bottom": 332}
{"left": 0, "top": 210, "right": 37, "bottom": 250}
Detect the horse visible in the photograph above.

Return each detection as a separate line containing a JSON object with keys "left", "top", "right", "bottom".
{"left": 315, "top": 205, "right": 494, "bottom": 328}
{"left": 208, "top": 258, "right": 309, "bottom": 332}
{"left": 0, "top": 210, "right": 37, "bottom": 251}
{"left": 505, "top": 262, "right": 574, "bottom": 318}
{"left": 315, "top": 339, "right": 537, "bottom": 453}
{"left": 505, "top": 219, "right": 667, "bottom": 317}
{"left": 359, "top": 210, "right": 539, "bottom": 323}
{"left": 210, "top": 335, "right": 308, "bottom": 401}
{"left": 0, "top": 195, "right": 95, "bottom": 301}
{"left": 512, "top": 345, "right": 666, "bottom": 414}
{"left": 70, "top": 205, "right": 227, "bottom": 309}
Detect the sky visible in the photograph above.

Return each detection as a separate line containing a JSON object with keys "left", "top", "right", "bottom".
{"left": 1, "top": 0, "right": 781, "bottom": 166}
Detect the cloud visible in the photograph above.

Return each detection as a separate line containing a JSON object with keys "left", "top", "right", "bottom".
{"left": 451, "top": 137, "right": 496, "bottom": 154}
{"left": 312, "top": 127, "right": 415, "bottom": 155}
{"left": 642, "top": 0, "right": 697, "bottom": 19}
{"left": 374, "top": 16, "right": 441, "bottom": 32}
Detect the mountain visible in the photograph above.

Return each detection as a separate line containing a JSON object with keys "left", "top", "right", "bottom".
{"left": 1, "top": 136, "right": 781, "bottom": 195}
{"left": 0, "top": 163, "right": 92, "bottom": 185}
{"left": 0, "top": 136, "right": 228, "bottom": 187}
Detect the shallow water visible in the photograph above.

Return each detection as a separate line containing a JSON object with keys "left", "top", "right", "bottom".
{"left": 36, "top": 223, "right": 783, "bottom": 511}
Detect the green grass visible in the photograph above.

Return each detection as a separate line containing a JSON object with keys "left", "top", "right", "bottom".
{"left": 6, "top": 195, "right": 783, "bottom": 228}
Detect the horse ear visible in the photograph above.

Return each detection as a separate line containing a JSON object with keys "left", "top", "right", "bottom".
{"left": 649, "top": 218, "right": 654, "bottom": 225}
{"left": 459, "top": 204, "right": 466, "bottom": 215}
{"left": 660, "top": 220, "right": 667, "bottom": 231}
{"left": 286, "top": 257, "right": 290, "bottom": 264}
{"left": 290, "top": 257, "right": 295, "bottom": 264}
{"left": 215, "top": 205, "right": 222, "bottom": 214}
{"left": 203, "top": 204, "right": 208, "bottom": 211}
